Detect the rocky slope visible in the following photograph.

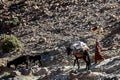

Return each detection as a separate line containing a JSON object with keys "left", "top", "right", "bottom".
{"left": 0, "top": 56, "right": 120, "bottom": 80}
{"left": 0, "top": 0, "right": 120, "bottom": 80}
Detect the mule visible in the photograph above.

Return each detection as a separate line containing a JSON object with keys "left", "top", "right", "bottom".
{"left": 7, "top": 55, "right": 29, "bottom": 69}
{"left": 66, "top": 46, "right": 91, "bottom": 70}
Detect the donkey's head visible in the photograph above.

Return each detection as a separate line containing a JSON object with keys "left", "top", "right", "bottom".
{"left": 66, "top": 46, "right": 72, "bottom": 56}
{"left": 6, "top": 60, "right": 12, "bottom": 68}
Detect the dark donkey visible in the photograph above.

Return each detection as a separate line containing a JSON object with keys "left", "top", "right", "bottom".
{"left": 29, "top": 54, "right": 42, "bottom": 67}
{"left": 7, "top": 55, "right": 29, "bottom": 69}
{"left": 66, "top": 46, "right": 91, "bottom": 70}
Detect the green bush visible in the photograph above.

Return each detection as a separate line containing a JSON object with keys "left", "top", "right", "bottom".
{"left": 0, "top": 34, "right": 21, "bottom": 53}
{"left": 11, "top": 17, "right": 20, "bottom": 27}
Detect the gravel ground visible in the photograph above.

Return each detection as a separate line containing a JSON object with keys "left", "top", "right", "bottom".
{"left": 0, "top": 0, "right": 120, "bottom": 79}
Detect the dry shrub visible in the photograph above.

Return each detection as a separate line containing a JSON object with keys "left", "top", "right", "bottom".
{"left": 0, "top": 34, "right": 21, "bottom": 53}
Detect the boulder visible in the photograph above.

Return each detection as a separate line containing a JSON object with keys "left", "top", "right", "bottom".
{"left": 10, "top": 70, "right": 21, "bottom": 77}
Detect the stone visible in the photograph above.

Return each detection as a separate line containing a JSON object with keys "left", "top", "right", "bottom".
{"left": 20, "top": 69, "right": 32, "bottom": 76}
{"left": 10, "top": 71, "right": 21, "bottom": 76}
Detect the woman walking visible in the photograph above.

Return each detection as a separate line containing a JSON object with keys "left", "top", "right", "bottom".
{"left": 95, "top": 39, "right": 104, "bottom": 64}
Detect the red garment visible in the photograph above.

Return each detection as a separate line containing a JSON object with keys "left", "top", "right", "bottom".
{"left": 95, "top": 41, "right": 104, "bottom": 63}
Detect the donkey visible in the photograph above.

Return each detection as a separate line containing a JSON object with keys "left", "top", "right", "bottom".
{"left": 29, "top": 54, "right": 42, "bottom": 67}
{"left": 7, "top": 55, "right": 29, "bottom": 69}
{"left": 66, "top": 46, "right": 91, "bottom": 70}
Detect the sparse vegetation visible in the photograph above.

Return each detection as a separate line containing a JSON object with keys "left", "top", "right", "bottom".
{"left": 11, "top": 17, "right": 20, "bottom": 27}
{"left": 0, "top": 34, "right": 21, "bottom": 53}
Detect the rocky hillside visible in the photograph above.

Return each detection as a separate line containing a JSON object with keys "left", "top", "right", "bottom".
{"left": 0, "top": 0, "right": 120, "bottom": 80}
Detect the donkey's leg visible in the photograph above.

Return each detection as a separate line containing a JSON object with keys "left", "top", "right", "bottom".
{"left": 33, "top": 60, "right": 36, "bottom": 66}
{"left": 26, "top": 56, "right": 30, "bottom": 68}
{"left": 83, "top": 56, "right": 89, "bottom": 70}
{"left": 86, "top": 59, "right": 90, "bottom": 70}
{"left": 87, "top": 55, "right": 91, "bottom": 70}
{"left": 83, "top": 55, "right": 90, "bottom": 70}
{"left": 38, "top": 59, "right": 42, "bottom": 67}
{"left": 76, "top": 58, "right": 80, "bottom": 69}
{"left": 14, "top": 64, "right": 18, "bottom": 70}
{"left": 86, "top": 53, "right": 91, "bottom": 70}
{"left": 25, "top": 61, "right": 29, "bottom": 69}
{"left": 73, "top": 58, "right": 77, "bottom": 66}
{"left": 73, "top": 59, "right": 76, "bottom": 66}
{"left": 83, "top": 56, "right": 91, "bottom": 70}
{"left": 83, "top": 50, "right": 91, "bottom": 70}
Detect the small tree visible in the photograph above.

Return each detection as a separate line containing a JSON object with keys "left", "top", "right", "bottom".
{"left": 0, "top": 34, "right": 21, "bottom": 53}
